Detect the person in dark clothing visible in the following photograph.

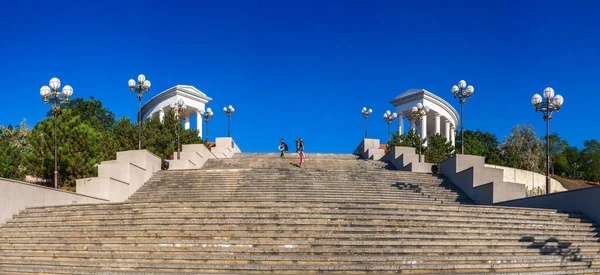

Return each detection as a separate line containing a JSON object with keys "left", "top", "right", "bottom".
{"left": 279, "top": 139, "right": 289, "bottom": 158}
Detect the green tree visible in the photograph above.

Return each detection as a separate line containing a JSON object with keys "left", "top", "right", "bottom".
{"left": 57, "top": 97, "right": 116, "bottom": 132}
{"left": 456, "top": 129, "right": 503, "bottom": 165}
{"left": 0, "top": 120, "right": 31, "bottom": 180}
{"left": 424, "top": 133, "right": 454, "bottom": 164}
{"left": 546, "top": 133, "right": 569, "bottom": 176}
{"left": 386, "top": 129, "right": 425, "bottom": 154}
{"left": 112, "top": 117, "right": 138, "bottom": 152}
{"left": 26, "top": 109, "right": 116, "bottom": 190}
{"left": 142, "top": 108, "right": 203, "bottom": 159}
{"left": 501, "top": 124, "right": 544, "bottom": 173}
{"left": 580, "top": 139, "right": 600, "bottom": 182}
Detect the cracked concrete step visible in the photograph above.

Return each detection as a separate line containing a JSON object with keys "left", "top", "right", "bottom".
{"left": 1, "top": 232, "right": 598, "bottom": 243}
{"left": 3, "top": 245, "right": 599, "bottom": 256}
{"left": 0, "top": 259, "right": 598, "bottom": 272}
{"left": 13, "top": 208, "right": 587, "bottom": 223}
{"left": 1, "top": 252, "right": 599, "bottom": 265}
{"left": 2, "top": 225, "right": 597, "bottom": 238}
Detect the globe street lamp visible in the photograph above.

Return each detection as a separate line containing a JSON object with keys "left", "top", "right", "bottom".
{"left": 199, "top": 107, "right": 214, "bottom": 142}
{"left": 412, "top": 103, "right": 430, "bottom": 163}
{"left": 361, "top": 107, "right": 373, "bottom": 138}
{"left": 451, "top": 80, "right": 475, "bottom": 154}
{"left": 531, "top": 87, "right": 564, "bottom": 194}
{"left": 40, "top": 78, "right": 74, "bottom": 189}
{"left": 223, "top": 105, "right": 235, "bottom": 137}
{"left": 172, "top": 99, "right": 187, "bottom": 160}
{"left": 128, "top": 74, "right": 151, "bottom": 150}
{"left": 383, "top": 110, "right": 397, "bottom": 143}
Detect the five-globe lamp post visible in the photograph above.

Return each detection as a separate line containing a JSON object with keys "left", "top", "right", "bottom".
{"left": 199, "top": 107, "right": 214, "bottom": 143}
{"left": 531, "top": 87, "right": 564, "bottom": 194}
{"left": 40, "top": 78, "right": 74, "bottom": 189}
{"left": 383, "top": 110, "right": 397, "bottom": 143}
{"left": 451, "top": 80, "right": 475, "bottom": 154}
{"left": 223, "top": 105, "right": 235, "bottom": 137}
{"left": 412, "top": 103, "right": 429, "bottom": 163}
{"left": 361, "top": 107, "right": 373, "bottom": 138}
{"left": 172, "top": 99, "right": 187, "bottom": 160}
{"left": 128, "top": 74, "right": 151, "bottom": 150}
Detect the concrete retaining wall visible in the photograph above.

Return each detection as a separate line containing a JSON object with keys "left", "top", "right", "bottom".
{"left": 76, "top": 150, "right": 161, "bottom": 202}
{"left": 168, "top": 144, "right": 217, "bottom": 170}
{"left": 440, "top": 154, "right": 526, "bottom": 205}
{"left": 211, "top": 137, "right": 242, "bottom": 159}
{"left": 0, "top": 178, "right": 107, "bottom": 225}
{"left": 496, "top": 186, "right": 600, "bottom": 224}
{"left": 484, "top": 164, "right": 567, "bottom": 194}
{"left": 354, "top": 138, "right": 385, "bottom": 160}
{"left": 381, "top": 146, "right": 433, "bottom": 173}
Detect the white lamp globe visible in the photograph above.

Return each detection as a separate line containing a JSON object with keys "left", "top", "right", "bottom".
{"left": 424, "top": 106, "right": 430, "bottom": 113}
{"left": 531, "top": 94, "right": 542, "bottom": 105}
{"left": 49, "top": 78, "right": 61, "bottom": 90}
{"left": 362, "top": 107, "right": 366, "bottom": 112}
{"left": 383, "top": 113, "right": 388, "bottom": 118}
{"left": 62, "top": 85, "right": 73, "bottom": 98}
{"left": 411, "top": 106, "right": 418, "bottom": 113}
{"left": 554, "top": 95, "right": 564, "bottom": 106}
{"left": 223, "top": 107, "right": 228, "bottom": 112}
{"left": 177, "top": 99, "right": 183, "bottom": 105}
{"left": 368, "top": 108, "right": 372, "bottom": 113}
{"left": 128, "top": 79, "right": 135, "bottom": 88}
{"left": 231, "top": 107, "right": 235, "bottom": 112}
{"left": 458, "top": 80, "right": 467, "bottom": 89}
{"left": 416, "top": 103, "right": 423, "bottom": 109}
{"left": 228, "top": 105, "right": 233, "bottom": 110}
{"left": 143, "top": 80, "right": 151, "bottom": 89}
{"left": 206, "top": 107, "right": 212, "bottom": 113}
{"left": 384, "top": 110, "right": 390, "bottom": 116}
{"left": 543, "top": 87, "right": 555, "bottom": 99}
{"left": 466, "top": 85, "right": 474, "bottom": 94}
{"left": 137, "top": 74, "right": 146, "bottom": 83}
{"left": 40, "top": 86, "right": 51, "bottom": 97}
{"left": 451, "top": 85, "right": 459, "bottom": 93}
{"left": 392, "top": 112, "right": 398, "bottom": 118}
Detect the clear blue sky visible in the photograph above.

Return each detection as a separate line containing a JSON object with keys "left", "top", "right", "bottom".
{"left": 1, "top": 0, "right": 598, "bottom": 153}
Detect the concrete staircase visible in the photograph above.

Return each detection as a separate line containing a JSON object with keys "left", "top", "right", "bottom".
{"left": 1, "top": 153, "right": 600, "bottom": 274}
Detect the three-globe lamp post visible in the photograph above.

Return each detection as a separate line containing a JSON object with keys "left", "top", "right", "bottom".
{"left": 223, "top": 105, "right": 235, "bottom": 137}
{"left": 361, "top": 107, "right": 373, "bottom": 138}
{"left": 172, "top": 99, "right": 187, "bottom": 160}
{"left": 199, "top": 107, "right": 214, "bottom": 143}
{"left": 531, "top": 87, "right": 564, "bottom": 194}
{"left": 128, "top": 74, "right": 151, "bottom": 150}
{"left": 40, "top": 77, "right": 74, "bottom": 189}
{"left": 412, "top": 103, "right": 429, "bottom": 163}
{"left": 383, "top": 110, "right": 397, "bottom": 143}
{"left": 451, "top": 80, "right": 475, "bottom": 154}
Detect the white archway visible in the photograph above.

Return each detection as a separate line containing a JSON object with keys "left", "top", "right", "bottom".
{"left": 389, "top": 89, "right": 459, "bottom": 147}
{"left": 141, "top": 85, "right": 212, "bottom": 137}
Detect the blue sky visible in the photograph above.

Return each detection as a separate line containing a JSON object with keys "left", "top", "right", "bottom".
{"left": 1, "top": 0, "right": 598, "bottom": 153}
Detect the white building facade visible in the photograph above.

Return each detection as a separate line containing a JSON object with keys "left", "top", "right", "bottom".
{"left": 140, "top": 85, "right": 212, "bottom": 137}
{"left": 389, "top": 89, "right": 459, "bottom": 148}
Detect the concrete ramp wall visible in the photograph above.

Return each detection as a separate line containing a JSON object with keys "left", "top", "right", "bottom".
{"left": 381, "top": 146, "right": 433, "bottom": 173}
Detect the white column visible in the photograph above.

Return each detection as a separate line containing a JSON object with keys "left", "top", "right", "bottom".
{"left": 158, "top": 110, "right": 165, "bottom": 123}
{"left": 196, "top": 111, "right": 203, "bottom": 137}
{"left": 445, "top": 120, "right": 451, "bottom": 142}
{"left": 398, "top": 114, "right": 404, "bottom": 135}
{"left": 451, "top": 126, "right": 456, "bottom": 149}
{"left": 421, "top": 115, "right": 427, "bottom": 147}
{"left": 434, "top": 114, "right": 441, "bottom": 135}
{"left": 184, "top": 116, "right": 190, "bottom": 130}
{"left": 410, "top": 119, "right": 416, "bottom": 131}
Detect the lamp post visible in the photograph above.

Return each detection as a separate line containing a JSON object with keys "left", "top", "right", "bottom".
{"left": 128, "top": 74, "right": 151, "bottom": 150}
{"left": 531, "top": 87, "right": 564, "bottom": 194}
{"left": 199, "top": 107, "right": 214, "bottom": 142}
{"left": 172, "top": 99, "right": 187, "bottom": 160}
{"left": 411, "top": 103, "right": 430, "bottom": 163}
{"left": 383, "top": 110, "right": 397, "bottom": 143}
{"left": 223, "top": 105, "right": 235, "bottom": 137}
{"left": 39, "top": 78, "right": 74, "bottom": 189}
{"left": 361, "top": 107, "right": 373, "bottom": 138}
{"left": 451, "top": 80, "right": 475, "bottom": 154}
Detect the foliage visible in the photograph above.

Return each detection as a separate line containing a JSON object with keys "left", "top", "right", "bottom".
{"left": 142, "top": 108, "right": 203, "bottom": 159}
{"left": 580, "top": 139, "right": 600, "bottom": 182}
{"left": 57, "top": 97, "right": 116, "bottom": 132}
{"left": 456, "top": 129, "right": 503, "bottom": 165}
{"left": 0, "top": 120, "right": 31, "bottom": 180}
{"left": 501, "top": 124, "right": 544, "bottom": 173}
{"left": 424, "top": 133, "right": 454, "bottom": 164}
{"left": 386, "top": 129, "right": 425, "bottom": 154}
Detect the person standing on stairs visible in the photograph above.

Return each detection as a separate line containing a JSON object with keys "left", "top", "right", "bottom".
{"left": 297, "top": 137, "right": 305, "bottom": 168}
{"left": 279, "top": 139, "right": 289, "bottom": 158}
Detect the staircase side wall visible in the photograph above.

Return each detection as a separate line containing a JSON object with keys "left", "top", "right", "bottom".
{"left": 0, "top": 178, "right": 107, "bottom": 225}
{"left": 496, "top": 186, "right": 600, "bottom": 224}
